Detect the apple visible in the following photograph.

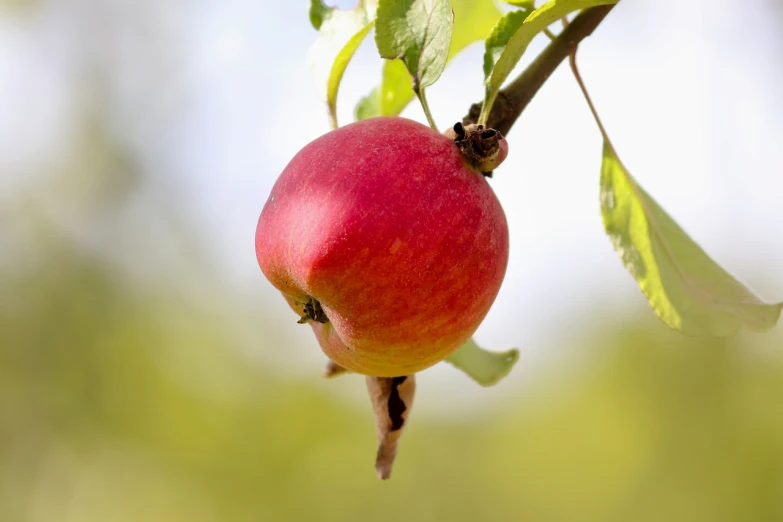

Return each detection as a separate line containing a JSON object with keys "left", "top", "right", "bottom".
{"left": 256, "top": 116, "right": 509, "bottom": 377}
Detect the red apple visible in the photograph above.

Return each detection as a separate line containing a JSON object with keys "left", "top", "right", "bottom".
{"left": 256, "top": 116, "right": 509, "bottom": 376}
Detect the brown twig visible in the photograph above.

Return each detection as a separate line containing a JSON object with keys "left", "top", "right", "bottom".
{"left": 463, "top": 5, "right": 616, "bottom": 136}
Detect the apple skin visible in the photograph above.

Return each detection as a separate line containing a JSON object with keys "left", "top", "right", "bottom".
{"left": 256, "top": 117, "right": 509, "bottom": 376}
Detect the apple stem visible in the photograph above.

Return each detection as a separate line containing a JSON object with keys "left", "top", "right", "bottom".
{"left": 446, "top": 122, "right": 507, "bottom": 176}
{"left": 366, "top": 374, "right": 416, "bottom": 480}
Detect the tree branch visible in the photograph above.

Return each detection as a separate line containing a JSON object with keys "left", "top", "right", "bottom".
{"left": 464, "top": 5, "right": 616, "bottom": 136}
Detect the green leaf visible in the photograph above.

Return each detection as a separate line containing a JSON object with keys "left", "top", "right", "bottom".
{"left": 483, "top": 10, "right": 530, "bottom": 82}
{"left": 309, "top": 0, "right": 334, "bottom": 30}
{"left": 308, "top": 1, "right": 378, "bottom": 127}
{"left": 502, "top": 0, "right": 535, "bottom": 9}
{"left": 375, "top": 0, "right": 454, "bottom": 92}
{"left": 355, "top": 87, "right": 382, "bottom": 120}
{"left": 381, "top": 60, "right": 414, "bottom": 115}
{"left": 353, "top": 61, "right": 411, "bottom": 121}
{"left": 445, "top": 338, "right": 519, "bottom": 387}
{"left": 356, "top": 0, "right": 501, "bottom": 120}
{"left": 600, "top": 143, "right": 783, "bottom": 336}
{"left": 482, "top": 0, "right": 617, "bottom": 122}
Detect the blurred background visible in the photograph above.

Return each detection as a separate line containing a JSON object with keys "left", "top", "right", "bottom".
{"left": 2, "top": 0, "right": 783, "bottom": 520}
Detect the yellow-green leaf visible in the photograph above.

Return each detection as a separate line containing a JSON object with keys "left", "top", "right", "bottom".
{"left": 601, "top": 143, "right": 783, "bottom": 336}
{"left": 327, "top": 21, "right": 375, "bottom": 127}
{"left": 445, "top": 338, "right": 519, "bottom": 387}
{"left": 308, "top": 1, "right": 377, "bottom": 127}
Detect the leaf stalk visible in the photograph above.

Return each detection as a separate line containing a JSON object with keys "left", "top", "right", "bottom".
{"left": 415, "top": 87, "right": 439, "bottom": 132}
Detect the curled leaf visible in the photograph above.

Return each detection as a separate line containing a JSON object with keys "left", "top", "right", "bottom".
{"left": 323, "top": 359, "right": 349, "bottom": 378}
{"left": 309, "top": 0, "right": 334, "bottom": 30}
{"left": 366, "top": 375, "right": 416, "bottom": 480}
{"left": 445, "top": 337, "right": 519, "bottom": 386}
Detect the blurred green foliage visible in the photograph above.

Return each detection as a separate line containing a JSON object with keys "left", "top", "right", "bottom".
{"left": 3, "top": 185, "right": 783, "bottom": 521}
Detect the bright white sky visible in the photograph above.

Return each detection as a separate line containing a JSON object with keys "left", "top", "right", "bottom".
{"left": 1, "top": 0, "right": 782, "bottom": 402}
